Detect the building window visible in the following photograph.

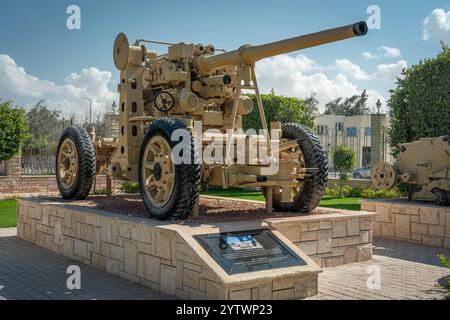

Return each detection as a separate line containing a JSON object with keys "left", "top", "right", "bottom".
{"left": 364, "top": 127, "right": 371, "bottom": 136}
{"left": 336, "top": 122, "right": 344, "bottom": 133}
{"left": 362, "top": 147, "right": 371, "bottom": 166}
{"left": 346, "top": 127, "right": 357, "bottom": 137}
{"left": 0, "top": 161, "right": 4, "bottom": 175}
{"left": 316, "top": 125, "right": 328, "bottom": 136}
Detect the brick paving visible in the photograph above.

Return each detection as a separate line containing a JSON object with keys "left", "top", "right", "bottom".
{"left": 308, "top": 237, "right": 450, "bottom": 300}
{"left": 0, "top": 228, "right": 449, "bottom": 300}
{"left": 0, "top": 228, "right": 173, "bottom": 300}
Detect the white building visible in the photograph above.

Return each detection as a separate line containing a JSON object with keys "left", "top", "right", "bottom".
{"left": 314, "top": 114, "right": 392, "bottom": 171}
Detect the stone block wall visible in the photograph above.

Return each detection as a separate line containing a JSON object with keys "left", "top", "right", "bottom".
{"left": 17, "top": 199, "right": 321, "bottom": 300}
{"left": 0, "top": 175, "right": 117, "bottom": 195}
{"left": 4, "top": 154, "right": 22, "bottom": 177}
{"left": 361, "top": 200, "right": 450, "bottom": 248}
{"left": 266, "top": 210, "right": 376, "bottom": 267}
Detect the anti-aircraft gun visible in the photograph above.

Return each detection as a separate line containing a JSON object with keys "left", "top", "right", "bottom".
{"left": 56, "top": 21, "right": 369, "bottom": 220}
{"left": 372, "top": 136, "right": 450, "bottom": 206}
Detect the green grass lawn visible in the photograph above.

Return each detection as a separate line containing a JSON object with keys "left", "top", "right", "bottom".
{"left": 201, "top": 189, "right": 361, "bottom": 211}
{"left": 0, "top": 200, "right": 17, "bottom": 228}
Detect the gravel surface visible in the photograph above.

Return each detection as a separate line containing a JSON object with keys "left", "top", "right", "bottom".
{"left": 43, "top": 194, "right": 337, "bottom": 223}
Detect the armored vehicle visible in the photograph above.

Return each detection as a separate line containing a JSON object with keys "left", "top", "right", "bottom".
{"left": 372, "top": 136, "right": 450, "bottom": 206}
{"left": 56, "top": 21, "right": 369, "bottom": 219}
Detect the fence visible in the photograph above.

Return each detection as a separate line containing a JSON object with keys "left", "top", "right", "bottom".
{"left": 21, "top": 146, "right": 56, "bottom": 175}
{"left": 20, "top": 114, "right": 119, "bottom": 175}
{"left": 21, "top": 118, "right": 75, "bottom": 175}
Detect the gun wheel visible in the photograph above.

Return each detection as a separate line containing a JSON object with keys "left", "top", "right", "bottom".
{"left": 267, "top": 123, "right": 328, "bottom": 214}
{"left": 138, "top": 118, "right": 200, "bottom": 220}
{"left": 56, "top": 126, "right": 96, "bottom": 199}
{"left": 431, "top": 188, "right": 449, "bottom": 206}
{"left": 141, "top": 136, "right": 175, "bottom": 209}
{"left": 372, "top": 161, "right": 397, "bottom": 190}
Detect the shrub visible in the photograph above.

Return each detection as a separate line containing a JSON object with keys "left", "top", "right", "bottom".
{"left": 361, "top": 187, "right": 405, "bottom": 199}
{"left": 325, "top": 185, "right": 405, "bottom": 199}
{"left": 120, "top": 181, "right": 140, "bottom": 194}
{"left": 4, "top": 194, "right": 19, "bottom": 201}
{"left": 324, "top": 185, "right": 341, "bottom": 198}
{"left": 92, "top": 188, "right": 108, "bottom": 195}
{"left": 438, "top": 254, "right": 450, "bottom": 300}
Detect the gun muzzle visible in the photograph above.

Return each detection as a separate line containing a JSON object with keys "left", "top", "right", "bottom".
{"left": 353, "top": 21, "right": 368, "bottom": 36}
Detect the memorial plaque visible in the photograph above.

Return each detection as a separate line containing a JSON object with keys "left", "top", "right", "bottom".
{"left": 194, "top": 229, "right": 306, "bottom": 275}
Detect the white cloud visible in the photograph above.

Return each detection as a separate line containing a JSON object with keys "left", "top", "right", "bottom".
{"left": 331, "top": 57, "right": 406, "bottom": 83}
{"left": 379, "top": 46, "right": 402, "bottom": 58}
{"left": 0, "top": 54, "right": 117, "bottom": 118}
{"left": 255, "top": 54, "right": 320, "bottom": 77}
{"left": 373, "top": 60, "right": 407, "bottom": 82}
{"left": 362, "top": 46, "right": 401, "bottom": 60}
{"left": 422, "top": 8, "right": 450, "bottom": 44}
{"left": 362, "top": 52, "right": 379, "bottom": 59}
{"left": 255, "top": 55, "right": 386, "bottom": 113}
{"left": 334, "top": 59, "right": 370, "bottom": 80}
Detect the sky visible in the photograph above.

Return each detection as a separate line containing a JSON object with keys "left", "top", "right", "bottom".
{"left": 0, "top": 0, "right": 449, "bottom": 119}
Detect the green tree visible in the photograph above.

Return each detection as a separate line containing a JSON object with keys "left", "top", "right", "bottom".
{"left": 333, "top": 146, "right": 356, "bottom": 197}
{"left": 23, "top": 100, "right": 62, "bottom": 155}
{"left": 243, "top": 91, "right": 315, "bottom": 131}
{"left": 388, "top": 44, "right": 450, "bottom": 155}
{"left": 0, "top": 100, "right": 28, "bottom": 161}
{"left": 303, "top": 93, "right": 319, "bottom": 118}
{"left": 324, "top": 90, "right": 369, "bottom": 116}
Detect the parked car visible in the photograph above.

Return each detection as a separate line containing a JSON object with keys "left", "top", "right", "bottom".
{"left": 351, "top": 165, "right": 371, "bottom": 179}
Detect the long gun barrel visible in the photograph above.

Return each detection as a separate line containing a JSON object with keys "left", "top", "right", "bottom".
{"left": 195, "top": 21, "right": 368, "bottom": 75}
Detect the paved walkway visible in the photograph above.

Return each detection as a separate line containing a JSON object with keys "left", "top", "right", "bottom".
{"left": 308, "top": 238, "right": 450, "bottom": 300}
{"left": 1, "top": 228, "right": 449, "bottom": 300}
{"left": 0, "top": 228, "right": 172, "bottom": 300}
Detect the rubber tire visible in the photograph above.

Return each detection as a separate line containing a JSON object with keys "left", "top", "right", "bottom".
{"left": 270, "top": 123, "right": 328, "bottom": 213}
{"left": 353, "top": 172, "right": 362, "bottom": 179}
{"left": 432, "top": 188, "right": 448, "bottom": 206}
{"left": 138, "top": 118, "right": 201, "bottom": 220}
{"left": 56, "top": 126, "right": 96, "bottom": 199}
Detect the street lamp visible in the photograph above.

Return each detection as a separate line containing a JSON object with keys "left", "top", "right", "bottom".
{"left": 376, "top": 99, "right": 382, "bottom": 114}
{"left": 83, "top": 97, "right": 92, "bottom": 124}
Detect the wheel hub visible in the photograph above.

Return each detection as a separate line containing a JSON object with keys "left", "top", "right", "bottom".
{"left": 372, "top": 161, "right": 397, "bottom": 190}
{"left": 57, "top": 138, "right": 78, "bottom": 189}
{"left": 153, "top": 162, "right": 162, "bottom": 181}
{"left": 63, "top": 157, "right": 71, "bottom": 170}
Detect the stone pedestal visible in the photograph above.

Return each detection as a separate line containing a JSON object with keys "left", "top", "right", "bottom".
{"left": 361, "top": 199, "right": 450, "bottom": 248}
{"left": 266, "top": 210, "right": 376, "bottom": 267}
{"left": 16, "top": 197, "right": 377, "bottom": 300}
